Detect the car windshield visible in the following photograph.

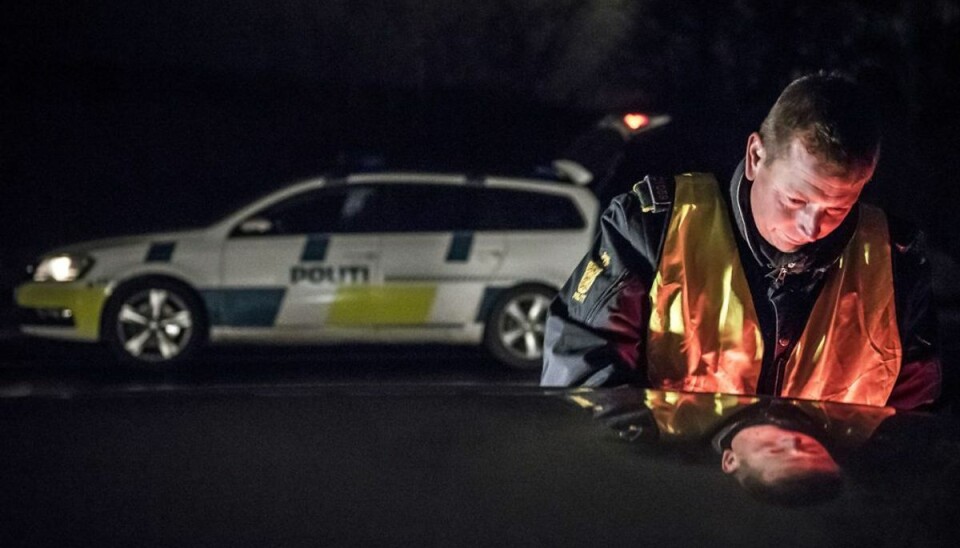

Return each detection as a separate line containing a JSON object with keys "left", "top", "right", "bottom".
{"left": 185, "top": 181, "right": 295, "bottom": 229}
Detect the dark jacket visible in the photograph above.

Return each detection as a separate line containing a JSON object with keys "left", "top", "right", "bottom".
{"left": 542, "top": 163, "right": 942, "bottom": 410}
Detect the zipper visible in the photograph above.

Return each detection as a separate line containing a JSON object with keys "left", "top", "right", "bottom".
{"left": 768, "top": 260, "right": 806, "bottom": 395}
{"left": 771, "top": 296, "right": 784, "bottom": 396}
{"left": 770, "top": 261, "right": 796, "bottom": 289}
{"left": 774, "top": 266, "right": 788, "bottom": 286}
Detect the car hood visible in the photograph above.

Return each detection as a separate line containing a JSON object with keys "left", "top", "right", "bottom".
{"left": 2, "top": 384, "right": 957, "bottom": 545}
{"left": 42, "top": 230, "right": 208, "bottom": 257}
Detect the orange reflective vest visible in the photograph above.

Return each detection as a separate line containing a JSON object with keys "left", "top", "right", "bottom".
{"left": 646, "top": 173, "right": 901, "bottom": 406}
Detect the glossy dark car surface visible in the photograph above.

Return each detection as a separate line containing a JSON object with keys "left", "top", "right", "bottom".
{"left": 1, "top": 384, "right": 957, "bottom": 546}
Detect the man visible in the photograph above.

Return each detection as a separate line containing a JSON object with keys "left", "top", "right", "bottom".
{"left": 542, "top": 72, "right": 941, "bottom": 410}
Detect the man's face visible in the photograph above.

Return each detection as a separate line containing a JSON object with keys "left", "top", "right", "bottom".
{"left": 745, "top": 133, "right": 874, "bottom": 253}
{"left": 721, "top": 424, "right": 840, "bottom": 483}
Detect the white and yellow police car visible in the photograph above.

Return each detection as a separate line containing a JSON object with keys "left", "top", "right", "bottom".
{"left": 15, "top": 173, "right": 598, "bottom": 369}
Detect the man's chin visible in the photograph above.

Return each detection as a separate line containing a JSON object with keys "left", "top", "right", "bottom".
{"left": 772, "top": 234, "right": 805, "bottom": 253}
{"left": 776, "top": 243, "right": 801, "bottom": 253}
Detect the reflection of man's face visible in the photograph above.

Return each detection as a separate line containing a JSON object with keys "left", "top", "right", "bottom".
{"left": 721, "top": 424, "right": 840, "bottom": 483}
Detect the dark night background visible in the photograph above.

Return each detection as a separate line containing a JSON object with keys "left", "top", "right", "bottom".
{"left": 2, "top": 0, "right": 960, "bottom": 311}
{"left": 3, "top": 4, "right": 960, "bottom": 543}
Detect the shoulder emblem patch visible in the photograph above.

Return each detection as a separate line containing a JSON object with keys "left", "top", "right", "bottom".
{"left": 573, "top": 251, "right": 610, "bottom": 303}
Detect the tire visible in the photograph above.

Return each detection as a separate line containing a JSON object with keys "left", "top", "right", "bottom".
{"left": 103, "top": 278, "right": 207, "bottom": 368}
{"left": 483, "top": 285, "right": 554, "bottom": 370}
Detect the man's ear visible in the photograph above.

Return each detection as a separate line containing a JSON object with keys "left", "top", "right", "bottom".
{"left": 721, "top": 449, "right": 740, "bottom": 474}
{"left": 744, "top": 132, "right": 764, "bottom": 181}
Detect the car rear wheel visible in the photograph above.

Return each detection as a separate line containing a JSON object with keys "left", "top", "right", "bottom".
{"left": 104, "top": 279, "right": 206, "bottom": 367}
{"left": 483, "top": 285, "right": 554, "bottom": 370}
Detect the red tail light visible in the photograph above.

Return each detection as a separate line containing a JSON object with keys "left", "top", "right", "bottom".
{"left": 623, "top": 113, "right": 650, "bottom": 130}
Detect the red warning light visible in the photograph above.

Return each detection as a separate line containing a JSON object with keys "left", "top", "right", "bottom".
{"left": 623, "top": 113, "right": 650, "bottom": 130}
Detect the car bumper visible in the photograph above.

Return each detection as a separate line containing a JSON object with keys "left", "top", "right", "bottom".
{"left": 14, "top": 281, "right": 110, "bottom": 342}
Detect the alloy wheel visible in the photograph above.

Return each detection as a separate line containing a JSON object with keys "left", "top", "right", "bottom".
{"left": 115, "top": 288, "right": 194, "bottom": 362}
{"left": 496, "top": 292, "right": 551, "bottom": 362}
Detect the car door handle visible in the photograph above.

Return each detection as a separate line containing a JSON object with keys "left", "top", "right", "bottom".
{"left": 478, "top": 250, "right": 504, "bottom": 259}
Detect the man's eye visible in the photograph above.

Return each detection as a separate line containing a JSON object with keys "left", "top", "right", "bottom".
{"left": 787, "top": 198, "right": 806, "bottom": 207}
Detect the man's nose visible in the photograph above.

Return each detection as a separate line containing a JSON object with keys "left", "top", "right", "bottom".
{"left": 779, "top": 435, "right": 804, "bottom": 450}
{"left": 798, "top": 209, "right": 824, "bottom": 241}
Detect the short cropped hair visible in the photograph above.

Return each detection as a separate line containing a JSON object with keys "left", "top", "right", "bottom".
{"left": 735, "top": 465, "right": 844, "bottom": 507}
{"left": 759, "top": 71, "right": 881, "bottom": 178}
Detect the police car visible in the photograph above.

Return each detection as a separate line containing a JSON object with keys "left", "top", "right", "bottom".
{"left": 15, "top": 173, "right": 599, "bottom": 369}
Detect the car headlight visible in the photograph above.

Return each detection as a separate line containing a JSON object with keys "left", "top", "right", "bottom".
{"left": 31, "top": 254, "right": 94, "bottom": 282}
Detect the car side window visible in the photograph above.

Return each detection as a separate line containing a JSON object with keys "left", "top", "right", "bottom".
{"left": 361, "top": 184, "right": 585, "bottom": 232}
{"left": 250, "top": 187, "right": 349, "bottom": 235}
{"left": 233, "top": 182, "right": 585, "bottom": 236}
{"left": 338, "top": 186, "right": 383, "bottom": 232}
{"left": 471, "top": 187, "right": 585, "bottom": 230}
{"left": 234, "top": 185, "right": 390, "bottom": 236}
{"left": 378, "top": 184, "right": 473, "bottom": 232}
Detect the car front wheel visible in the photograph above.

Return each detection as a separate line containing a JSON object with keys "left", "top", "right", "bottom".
{"left": 483, "top": 285, "right": 554, "bottom": 370}
{"left": 103, "top": 279, "right": 207, "bottom": 367}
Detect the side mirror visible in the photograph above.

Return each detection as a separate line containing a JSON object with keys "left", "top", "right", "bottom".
{"left": 238, "top": 216, "right": 273, "bottom": 235}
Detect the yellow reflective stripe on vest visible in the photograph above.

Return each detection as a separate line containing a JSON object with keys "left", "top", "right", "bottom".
{"left": 646, "top": 173, "right": 900, "bottom": 406}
